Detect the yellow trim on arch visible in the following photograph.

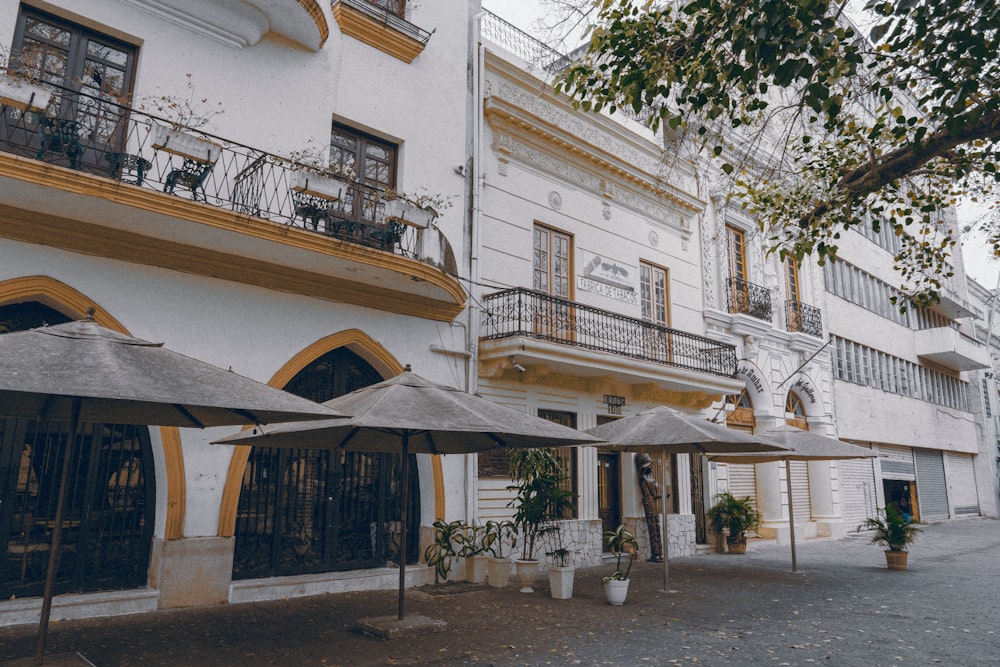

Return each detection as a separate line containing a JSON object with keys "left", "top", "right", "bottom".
{"left": 297, "top": 0, "right": 330, "bottom": 47}
{"left": 0, "top": 276, "right": 186, "bottom": 539}
{"left": 217, "top": 329, "right": 445, "bottom": 537}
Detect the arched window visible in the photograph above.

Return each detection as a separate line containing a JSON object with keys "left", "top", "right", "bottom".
{"left": 725, "top": 389, "right": 756, "bottom": 432}
{"left": 232, "top": 348, "right": 418, "bottom": 579}
{"left": 0, "top": 302, "right": 155, "bottom": 598}
{"left": 785, "top": 391, "right": 809, "bottom": 430}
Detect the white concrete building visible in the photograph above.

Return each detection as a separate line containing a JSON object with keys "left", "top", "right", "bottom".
{"left": 0, "top": 0, "right": 476, "bottom": 625}
{"left": 474, "top": 15, "right": 743, "bottom": 564}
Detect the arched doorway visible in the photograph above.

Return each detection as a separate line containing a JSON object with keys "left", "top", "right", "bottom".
{"left": 0, "top": 302, "right": 155, "bottom": 598}
{"left": 723, "top": 389, "right": 759, "bottom": 519}
{"left": 784, "top": 391, "right": 812, "bottom": 523}
{"left": 232, "top": 347, "right": 419, "bottom": 579}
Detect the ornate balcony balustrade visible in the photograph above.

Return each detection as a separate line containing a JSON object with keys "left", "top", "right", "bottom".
{"left": 481, "top": 288, "right": 738, "bottom": 378}
{"left": 785, "top": 299, "right": 823, "bottom": 337}
{"left": 0, "top": 83, "right": 416, "bottom": 256}
{"left": 726, "top": 277, "right": 772, "bottom": 322}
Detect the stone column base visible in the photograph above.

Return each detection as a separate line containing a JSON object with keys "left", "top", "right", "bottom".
{"left": 150, "top": 536, "right": 235, "bottom": 609}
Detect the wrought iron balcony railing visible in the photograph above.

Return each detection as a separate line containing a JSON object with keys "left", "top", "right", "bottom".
{"left": 481, "top": 288, "right": 738, "bottom": 378}
{"left": 785, "top": 299, "right": 823, "bottom": 337}
{"left": 0, "top": 82, "right": 417, "bottom": 256}
{"left": 726, "top": 277, "right": 772, "bottom": 322}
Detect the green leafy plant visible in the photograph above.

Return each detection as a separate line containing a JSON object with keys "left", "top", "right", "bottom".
{"left": 602, "top": 524, "right": 639, "bottom": 583}
{"left": 423, "top": 518, "right": 465, "bottom": 584}
{"left": 482, "top": 519, "right": 516, "bottom": 559}
{"left": 862, "top": 505, "right": 923, "bottom": 552}
{"left": 546, "top": 546, "right": 571, "bottom": 568}
{"left": 507, "top": 449, "right": 576, "bottom": 561}
{"left": 708, "top": 492, "right": 760, "bottom": 546}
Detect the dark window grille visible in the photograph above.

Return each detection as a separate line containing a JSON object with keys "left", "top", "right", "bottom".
{"left": 0, "top": 302, "right": 154, "bottom": 599}
{"left": 726, "top": 277, "right": 773, "bottom": 322}
{"left": 232, "top": 348, "right": 419, "bottom": 579}
{"left": 785, "top": 299, "right": 823, "bottom": 337}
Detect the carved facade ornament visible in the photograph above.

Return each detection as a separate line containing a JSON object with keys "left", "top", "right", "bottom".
{"left": 548, "top": 190, "right": 563, "bottom": 210}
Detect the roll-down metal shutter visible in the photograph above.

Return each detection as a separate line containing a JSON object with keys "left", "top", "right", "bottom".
{"left": 913, "top": 448, "right": 949, "bottom": 521}
{"left": 838, "top": 446, "right": 877, "bottom": 530}
{"left": 945, "top": 452, "right": 980, "bottom": 516}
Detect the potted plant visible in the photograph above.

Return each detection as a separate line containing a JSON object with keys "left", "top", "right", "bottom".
{"left": 545, "top": 543, "right": 575, "bottom": 600}
{"left": 862, "top": 505, "right": 923, "bottom": 571}
{"left": 142, "top": 74, "right": 223, "bottom": 165}
{"left": 287, "top": 140, "right": 352, "bottom": 201}
{"left": 455, "top": 523, "right": 492, "bottom": 584}
{"left": 707, "top": 492, "right": 760, "bottom": 554}
{"left": 0, "top": 48, "right": 51, "bottom": 113}
{"left": 379, "top": 187, "right": 453, "bottom": 229}
{"left": 422, "top": 518, "right": 464, "bottom": 584}
{"left": 507, "top": 449, "right": 575, "bottom": 593}
{"left": 602, "top": 523, "right": 639, "bottom": 605}
{"left": 483, "top": 519, "right": 516, "bottom": 588}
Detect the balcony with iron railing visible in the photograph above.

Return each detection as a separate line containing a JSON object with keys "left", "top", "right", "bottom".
{"left": 0, "top": 82, "right": 464, "bottom": 319}
{"left": 726, "top": 277, "right": 772, "bottom": 322}
{"left": 785, "top": 299, "right": 823, "bottom": 338}
{"left": 480, "top": 288, "right": 738, "bottom": 381}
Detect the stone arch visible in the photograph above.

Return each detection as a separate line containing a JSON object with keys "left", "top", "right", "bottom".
{"left": 735, "top": 360, "right": 776, "bottom": 420}
{"left": 785, "top": 373, "right": 822, "bottom": 418}
{"left": 217, "top": 329, "right": 446, "bottom": 537}
{"left": 0, "top": 275, "right": 185, "bottom": 539}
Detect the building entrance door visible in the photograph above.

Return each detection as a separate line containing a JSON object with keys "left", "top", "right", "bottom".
{"left": 597, "top": 452, "right": 621, "bottom": 546}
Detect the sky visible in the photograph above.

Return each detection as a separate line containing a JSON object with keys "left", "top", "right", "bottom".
{"left": 480, "top": 0, "right": 1000, "bottom": 292}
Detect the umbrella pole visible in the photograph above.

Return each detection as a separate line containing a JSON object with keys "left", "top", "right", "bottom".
{"left": 785, "top": 459, "right": 797, "bottom": 572}
{"left": 34, "top": 398, "right": 81, "bottom": 665}
{"left": 397, "top": 436, "right": 409, "bottom": 621}
{"left": 661, "top": 468, "right": 670, "bottom": 593}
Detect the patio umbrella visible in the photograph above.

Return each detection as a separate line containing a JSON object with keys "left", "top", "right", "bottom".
{"left": 708, "top": 424, "right": 875, "bottom": 572}
{"left": 213, "top": 366, "right": 604, "bottom": 622}
{"left": 0, "top": 313, "right": 342, "bottom": 665}
{"left": 585, "top": 405, "right": 787, "bottom": 591}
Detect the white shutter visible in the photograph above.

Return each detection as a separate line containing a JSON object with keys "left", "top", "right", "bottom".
{"left": 788, "top": 460, "right": 811, "bottom": 522}
{"left": 838, "top": 449, "right": 877, "bottom": 531}
{"left": 946, "top": 452, "right": 980, "bottom": 516}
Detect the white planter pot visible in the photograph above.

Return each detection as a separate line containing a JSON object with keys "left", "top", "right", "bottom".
{"left": 383, "top": 198, "right": 436, "bottom": 228}
{"left": 0, "top": 75, "right": 50, "bottom": 112}
{"left": 289, "top": 170, "right": 347, "bottom": 201}
{"left": 604, "top": 578, "right": 630, "bottom": 605}
{"left": 514, "top": 559, "right": 540, "bottom": 593}
{"left": 548, "top": 566, "right": 575, "bottom": 600}
{"left": 466, "top": 555, "right": 489, "bottom": 584}
{"left": 487, "top": 557, "right": 510, "bottom": 588}
{"left": 150, "top": 124, "right": 221, "bottom": 164}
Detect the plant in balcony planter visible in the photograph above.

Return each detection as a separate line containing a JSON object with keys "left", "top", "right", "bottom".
{"left": 507, "top": 448, "right": 575, "bottom": 594}
{"left": 287, "top": 141, "right": 354, "bottom": 201}
{"left": 379, "top": 187, "right": 454, "bottom": 229}
{"left": 422, "top": 518, "right": 465, "bottom": 585}
{"left": 142, "top": 73, "right": 223, "bottom": 164}
{"left": 862, "top": 505, "right": 922, "bottom": 571}
{"left": 602, "top": 523, "right": 639, "bottom": 605}
{"left": 483, "top": 519, "right": 516, "bottom": 588}
{"left": 0, "top": 47, "right": 51, "bottom": 113}
{"left": 708, "top": 492, "right": 760, "bottom": 554}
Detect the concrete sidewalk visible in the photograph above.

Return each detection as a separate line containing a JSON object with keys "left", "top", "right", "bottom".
{"left": 2, "top": 517, "right": 998, "bottom": 666}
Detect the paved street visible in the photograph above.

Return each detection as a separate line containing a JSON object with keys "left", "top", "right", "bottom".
{"left": 2, "top": 517, "right": 997, "bottom": 666}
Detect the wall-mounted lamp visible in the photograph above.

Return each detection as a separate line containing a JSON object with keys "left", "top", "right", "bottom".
{"left": 509, "top": 355, "right": 526, "bottom": 373}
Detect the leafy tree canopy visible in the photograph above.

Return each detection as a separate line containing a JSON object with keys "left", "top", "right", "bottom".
{"left": 555, "top": 0, "right": 1000, "bottom": 307}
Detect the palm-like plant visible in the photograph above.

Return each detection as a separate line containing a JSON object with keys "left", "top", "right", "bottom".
{"left": 863, "top": 505, "right": 922, "bottom": 552}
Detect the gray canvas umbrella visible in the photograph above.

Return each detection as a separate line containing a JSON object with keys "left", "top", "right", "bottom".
{"left": 708, "top": 424, "right": 875, "bottom": 571}
{"left": 0, "top": 314, "right": 342, "bottom": 665}
{"left": 585, "top": 405, "right": 787, "bottom": 591}
{"left": 214, "top": 367, "right": 604, "bottom": 622}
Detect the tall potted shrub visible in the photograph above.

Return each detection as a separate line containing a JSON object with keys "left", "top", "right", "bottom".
{"left": 707, "top": 492, "right": 760, "bottom": 554}
{"left": 507, "top": 449, "right": 575, "bottom": 593}
{"left": 863, "top": 505, "right": 923, "bottom": 570}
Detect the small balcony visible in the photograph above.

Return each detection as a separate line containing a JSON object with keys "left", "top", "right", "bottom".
{"left": 727, "top": 277, "right": 772, "bottom": 322}
{"left": 0, "top": 83, "right": 464, "bottom": 321}
{"left": 480, "top": 288, "right": 739, "bottom": 385}
{"left": 785, "top": 299, "right": 823, "bottom": 338}
{"left": 914, "top": 326, "right": 989, "bottom": 371}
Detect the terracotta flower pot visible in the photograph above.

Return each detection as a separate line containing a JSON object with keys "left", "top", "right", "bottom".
{"left": 884, "top": 549, "right": 908, "bottom": 570}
